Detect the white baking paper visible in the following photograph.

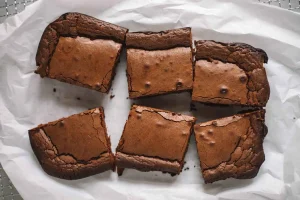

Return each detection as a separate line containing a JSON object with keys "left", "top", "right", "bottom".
{"left": 0, "top": 0, "right": 299, "bottom": 199}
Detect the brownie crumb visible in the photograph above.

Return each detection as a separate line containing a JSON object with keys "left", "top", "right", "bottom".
{"left": 190, "top": 103, "right": 197, "bottom": 111}
{"left": 294, "top": 117, "right": 296, "bottom": 120}
{"left": 126, "top": 97, "right": 129, "bottom": 99}
{"left": 53, "top": 88, "right": 56, "bottom": 92}
{"left": 77, "top": 97, "right": 81, "bottom": 100}
{"left": 194, "top": 165, "right": 196, "bottom": 168}
{"left": 184, "top": 167, "right": 189, "bottom": 171}
{"left": 170, "top": 173, "right": 176, "bottom": 177}
{"left": 184, "top": 161, "right": 186, "bottom": 164}
{"left": 110, "top": 95, "right": 115, "bottom": 99}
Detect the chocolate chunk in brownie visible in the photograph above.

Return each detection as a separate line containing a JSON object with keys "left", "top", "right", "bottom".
{"left": 192, "top": 40, "right": 270, "bottom": 107}
{"left": 194, "top": 109, "right": 268, "bottom": 183}
{"left": 126, "top": 28, "right": 193, "bottom": 98}
{"left": 35, "top": 12, "right": 128, "bottom": 93}
{"left": 28, "top": 108, "right": 115, "bottom": 180}
{"left": 116, "top": 105, "right": 196, "bottom": 175}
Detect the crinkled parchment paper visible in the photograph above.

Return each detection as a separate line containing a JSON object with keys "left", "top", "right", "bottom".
{"left": 0, "top": 0, "right": 300, "bottom": 199}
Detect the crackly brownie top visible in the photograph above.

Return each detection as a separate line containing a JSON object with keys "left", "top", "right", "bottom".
{"left": 29, "top": 108, "right": 111, "bottom": 162}
{"left": 192, "top": 60, "right": 248, "bottom": 105}
{"left": 126, "top": 27, "right": 192, "bottom": 50}
{"left": 116, "top": 105, "right": 196, "bottom": 162}
{"left": 193, "top": 40, "right": 270, "bottom": 106}
{"left": 35, "top": 12, "right": 128, "bottom": 77}
{"left": 48, "top": 37, "right": 121, "bottom": 92}
{"left": 194, "top": 109, "right": 267, "bottom": 182}
{"left": 127, "top": 47, "right": 193, "bottom": 98}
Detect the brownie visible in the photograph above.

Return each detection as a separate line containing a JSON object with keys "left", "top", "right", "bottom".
{"left": 35, "top": 12, "right": 128, "bottom": 93}
{"left": 192, "top": 40, "right": 270, "bottom": 107}
{"left": 194, "top": 109, "right": 268, "bottom": 183}
{"left": 28, "top": 108, "right": 115, "bottom": 180}
{"left": 116, "top": 105, "right": 196, "bottom": 175}
{"left": 126, "top": 28, "right": 193, "bottom": 98}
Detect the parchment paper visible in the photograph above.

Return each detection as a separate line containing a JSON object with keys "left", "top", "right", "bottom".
{"left": 0, "top": 0, "right": 300, "bottom": 199}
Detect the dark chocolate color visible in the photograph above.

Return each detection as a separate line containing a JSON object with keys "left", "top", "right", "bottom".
{"left": 35, "top": 12, "right": 128, "bottom": 93}
{"left": 116, "top": 105, "right": 196, "bottom": 175}
{"left": 194, "top": 109, "right": 267, "bottom": 183}
{"left": 29, "top": 108, "right": 115, "bottom": 180}
{"left": 192, "top": 40, "right": 270, "bottom": 107}
{"left": 126, "top": 28, "right": 193, "bottom": 98}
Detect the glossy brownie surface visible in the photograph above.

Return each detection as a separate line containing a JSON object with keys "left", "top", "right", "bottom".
{"left": 194, "top": 109, "right": 267, "bottom": 183}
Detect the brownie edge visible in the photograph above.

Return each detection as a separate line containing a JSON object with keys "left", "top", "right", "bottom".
{"left": 126, "top": 27, "right": 192, "bottom": 50}
{"left": 35, "top": 12, "right": 128, "bottom": 93}
{"left": 116, "top": 105, "right": 196, "bottom": 175}
{"left": 192, "top": 40, "right": 270, "bottom": 107}
{"left": 29, "top": 108, "right": 115, "bottom": 180}
{"left": 194, "top": 109, "right": 267, "bottom": 183}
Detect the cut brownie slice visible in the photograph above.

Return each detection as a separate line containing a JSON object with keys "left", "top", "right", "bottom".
{"left": 116, "top": 105, "right": 196, "bottom": 175}
{"left": 29, "top": 108, "right": 114, "bottom": 180}
{"left": 192, "top": 40, "right": 270, "bottom": 107}
{"left": 35, "top": 12, "right": 128, "bottom": 93}
{"left": 194, "top": 109, "right": 268, "bottom": 183}
{"left": 126, "top": 28, "right": 193, "bottom": 98}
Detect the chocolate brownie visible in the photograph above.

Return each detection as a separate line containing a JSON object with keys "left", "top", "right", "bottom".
{"left": 192, "top": 40, "right": 270, "bottom": 107}
{"left": 35, "top": 12, "right": 128, "bottom": 93}
{"left": 126, "top": 28, "right": 193, "bottom": 98}
{"left": 28, "top": 108, "right": 115, "bottom": 180}
{"left": 116, "top": 105, "right": 196, "bottom": 175}
{"left": 194, "top": 109, "right": 268, "bottom": 183}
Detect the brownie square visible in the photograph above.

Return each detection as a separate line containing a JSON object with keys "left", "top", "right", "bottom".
{"left": 28, "top": 108, "right": 114, "bottom": 180}
{"left": 35, "top": 12, "right": 128, "bottom": 93}
{"left": 194, "top": 109, "right": 268, "bottom": 183}
{"left": 192, "top": 40, "right": 270, "bottom": 107}
{"left": 116, "top": 105, "right": 196, "bottom": 175}
{"left": 126, "top": 28, "right": 193, "bottom": 98}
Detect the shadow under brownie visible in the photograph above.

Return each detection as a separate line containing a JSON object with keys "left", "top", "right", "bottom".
{"left": 126, "top": 27, "right": 193, "bottom": 98}
{"left": 116, "top": 105, "right": 196, "bottom": 175}
{"left": 28, "top": 107, "right": 115, "bottom": 180}
{"left": 194, "top": 109, "right": 268, "bottom": 183}
{"left": 35, "top": 12, "right": 128, "bottom": 93}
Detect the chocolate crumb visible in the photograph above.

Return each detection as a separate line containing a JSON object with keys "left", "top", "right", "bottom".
{"left": 76, "top": 97, "right": 81, "bottom": 100}
{"left": 110, "top": 95, "right": 115, "bottom": 99}
{"left": 190, "top": 103, "right": 197, "bottom": 111}
{"left": 194, "top": 165, "right": 196, "bottom": 168}
{"left": 53, "top": 88, "right": 56, "bottom": 92}
{"left": 126, "top": 97, "right": 129, "bottom": 99}
{"left": 170, "top": 173, "right": 176, "bottom": 177}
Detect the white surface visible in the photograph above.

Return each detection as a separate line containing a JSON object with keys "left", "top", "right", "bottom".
{"left": 0, "top": 0, "right": 300, "bottom": 199}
